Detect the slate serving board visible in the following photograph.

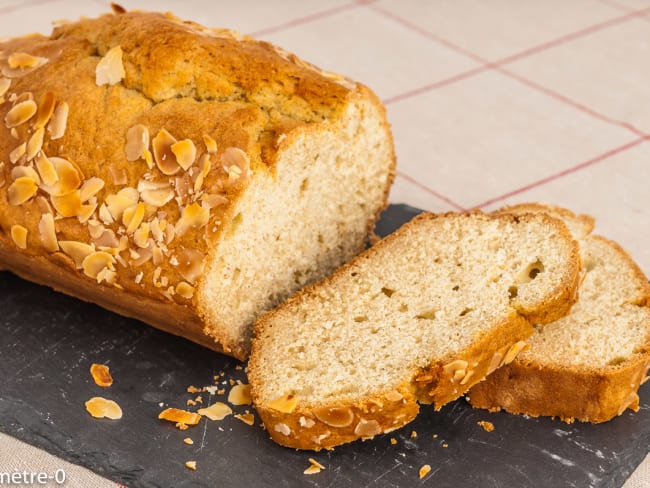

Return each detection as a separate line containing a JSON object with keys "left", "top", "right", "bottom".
{"left": 1, "top": 204, "right": 648, "bottom": 488}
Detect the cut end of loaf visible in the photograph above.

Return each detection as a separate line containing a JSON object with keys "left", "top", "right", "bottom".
{"left": 469, "top": 233, "right": 650, "bottom": 423}
{"left": 249, "top": 211, "right": 581, "bottom": 449}
{"left": 198, "top": 93, "right": 395, "bottom": 358}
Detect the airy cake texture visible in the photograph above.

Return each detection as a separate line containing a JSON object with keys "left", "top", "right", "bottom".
{"left": 469, "top": 204, "right": 650, "bottom": 422}
{"left": 249, "top": 211, "right": 581, "bottom": 450}
{"left": 0, "top": 9, "right": 395, "bottom": 359}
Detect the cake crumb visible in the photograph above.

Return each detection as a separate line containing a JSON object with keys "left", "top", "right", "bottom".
{"left": 477, "top": 420, "right": 495, "bottom": 432}
{"left": 187, "top": 386, "right": 201, "bottom": 394}
{"left": 442, "top": 442, "right": 448, "bottom": 448}
{"left": 410, "top": 430, "right": 417, "bottom": 438}
{"left": 390, "top": 438, "right": 397, "bottom": 445}
{"left": 183, "top": 437, "right": 194, "bottom": 445}
{"left": 419, "top": 464, "right": 431, "bottom": 479}
{"left": 185, "top": 461, "right": 196, "bottom": 471}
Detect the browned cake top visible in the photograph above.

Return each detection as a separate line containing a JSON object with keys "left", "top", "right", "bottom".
{"left": 0, "top": 9, "right": 356, "bottom": 305}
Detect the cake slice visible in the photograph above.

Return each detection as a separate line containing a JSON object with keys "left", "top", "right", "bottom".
{"left": 248, "top": 211, "right": 581, "bottom": 450}
{"left": 468, "top": 204, "right": 650, "bottom": 423}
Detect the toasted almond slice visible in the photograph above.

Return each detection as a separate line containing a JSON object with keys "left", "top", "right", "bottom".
{"left": 202, "top": 134, "right": 217, "bottom": 154}
{"left": 193, "top": 154, "right": 211, "bottom": 193}
{"left": 133, "top": 222, "right": 150, "bottom": 248}
{"left": 82, "top": 251, "right": 116, "bottom": 279}
{"left": 10, "top": 224, "right": 27, "bottom": 249}
{"left": 95, "top": 45, "right": 125, "bottom": 86}
{"left": 51, "top": 190, "right": 81, "bottom": 217}
{"left": 221, "top": 147, "right": 251, "bottom": 183}
{"left": 175, "top": 281, "right": 195, "bottom": 299}
{"left": 0, "top": 162, "right": 5, "bottom": 188}
{"left": 38, "top": 213, "right": 58, "bottom": 252}
{"left": 304, "top": 458, "right": 325, "bottom": 475}
{"left": 175, "top": 203, "right": 209, "bottom": 237}
{"left": 11, "top": 165, "right": 40, "bottom": 184}
{"left": 48, "top": 101, "right": 68, "bottom": 140}
{"left": 34, "top": 152, "right": 58, "bottom": 187}
{"left": 26, "top": 127, "right": 44, "bottom": 161}
{"left": 183, "top": 437, "right": 194, "bottom": 445}
{"left": 158, "top": 407, "right": 201, "bottom": 426}
{"left": 105, "top": 193, "right": 136, "bottom": 221}
{"left": 227, "top": 384, "right": 251, "bottom": 406}
{"left": 9, "top": 142, "right": 26, "bottom": 164}
{"left": 152, "top": 128, "right": 180, "bottom": 175}
{"left": 419, "top": 464, "right": 432, "bottom": 479}
{"left": 7, "top": 176, "right": 38, "bottom": 205}
{"left": 234, "top": 413, "right": 255, "bottom": 426}
{"left": 198, "top": 402, "right": 232, "bottom": 421}
{"left": 40, "top": 156, "right": 80, "bottom": 196}
{"left": 5, "top": 100, "right": 37, "bottom": 128}
{"left": 0, "top": 78, "right": 11, "bottom": 98}
{"left": 267, "top": 394, "right": 298, "bottom": 414}
{"left": 85, "top": 396, "right": 122, "bottom": 420}
{"left": 140, "top": 188, "right": 174, "bottom": 207}
{"left": 123, "top": 201, "right": 145, "bottom": 234}
{"left": 34, "top": 91, "right": 55, "bottom": 129}
{"left": 77, "top": 203, "right": 97, "bottom": 224}
{"left": 59, "top": 240, "right": 95, "bottom": 268}
{"left": 185, "top": 461, "right": 197, "bottom": 471}
{"left": 8, "top": 52, "right": 47, "bottom": 69}
{"left": 125, "top": 124, "right": 149, "bottom": 161}
{"left": 201, "top": 193, "right": 228, "bottom": 209}
{"left": 90, "top": 363, "right": 113, "bottom": 387}
{"left": 79, "top": 177, "right": 105, "bottom": 202}
{"left": 176, "top": 247, "right": 204, "bottom": 284}
{"left": 171, "top": 139, "right": 196, "bottom": 171}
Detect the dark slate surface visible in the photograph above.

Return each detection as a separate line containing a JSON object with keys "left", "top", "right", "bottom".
{"left": 0, "top": 204, "right": 649, "bottom": 488}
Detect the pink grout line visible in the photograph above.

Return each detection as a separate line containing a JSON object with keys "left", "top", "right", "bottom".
{"left": 470, "top": 137, "right": 647, "bottom": 210}
{"left": 249, "top": 0, "right": 375, "bottom": 38}
{"left": 396, "top": 171, "right": 467, "bottom": 211}
{"left": 0, "top": 0, "right": 58, "bottom": 15}
{"left": 492, "top": 6, "right": 650, "bottom": 66}
{"left": 375, "top": 3, "right": 649, "bottom": 138}
{"left": 496, "top": 68, "right": 648, "bottom": 137}
{"left": 383, "top": 65, "right": 488, "bottom": 105}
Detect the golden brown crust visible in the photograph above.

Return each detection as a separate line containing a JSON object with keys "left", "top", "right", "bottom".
{"left": 468, "top": 356, "right": 650, "bottom": 423}
{"left": 250, "top": 211, "right": 581, "bottom": 450}
{"left": 469, "top": 227, "right": 650, "bottom": 423}
{"left": 0, "top": 10, "right": 392, "bottom": 359}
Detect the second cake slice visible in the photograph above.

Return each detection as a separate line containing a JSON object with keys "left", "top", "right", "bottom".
{"left": 249, "top": 211, "right": 581, "bottom": 450}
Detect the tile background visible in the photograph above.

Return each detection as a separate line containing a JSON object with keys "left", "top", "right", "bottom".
{"left": 0, "top": 1, "right": 648, "bottom": 486}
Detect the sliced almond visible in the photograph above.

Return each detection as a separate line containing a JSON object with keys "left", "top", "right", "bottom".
{"left": 152, "top": 128, "right": 180, "bottom": 175}
{"left": 133, "top": 222, "right": 150, "bottom": 248}
{"left": 122, "top": 201, "right": 145, "bottom": 234}
{"left": 79, "top": 177, "right": 105, "bottom": 202}
{"left": 105, "top": 193, "right": 137, "bottom": 221}
{"left": 26, "top": 127, "right": 44, "bottom": 161}
{"left": 221, "top": 147, "right": 251, "bottom": 184}
{"left": 502, "top": 341, "right": 529, "bottom": 365}
{"left": 0, "top": 78, "right": 11, "bottom": 98}
{"left": 9, "top": 142, "right": 26, "bottom": 164}
{"left": 58, "top": 240, "right": 95, "bottom": 268}
{"left": 38, "top": 213, "right": 58, "bottom": 252}
{"left": 175, "top": 281, "right": 195, "bottom": 299}
{"left": 304, "top": 458, "right": 325, "bottom": 475}
{"left": 202, "top": 134, "right": 217, "bottom": 154}
{"left": 171, "top": 139, "right": 196, "bottom": 171}
{"left": 140, "top": 188, "right": 174, "bottom": 207}
{"left": 227, "top": 384, "right": 251, "bottom": 406}
{"left": 90, "top": 363, "right": 113, "bottom": 387}
{"left": 267, "top": 394, "right": 298, "bottom": 414}
{"left": 201, "top": 193, "right": 228, "bottom": 209}
{"left": 185, "top": 461, "right": 197, "bottom": 471}
{"left": 234, "top": 413, "right": 255, "bottom": 426}
{"left": 7, "top": 176, "right": 38, "bottom": 205}
{"left": 125, "top": 124, "right": 150, "bottom": 161}
{"left": 48, "top": 101, "right": 69, "bottom": 140}
{"left": 197, "top": 402, "right": 232, "bottom": 421}
{"left": 176, "top": 247, "right": 204, "bottom": 284}
{"left": 95, "top": 45, "right": 125, "bottom": 86}
{"left": 11, "top": 165, "right": 40, "bottom": 184}
{"left": 34, "top": 91, "right": 55, "bottom": 129}
{"left": 10, "top": 224, "right": 27, "bottom": 249}
{"left": 313, "top": 406, "right": 354, "bottom": 428}
{"left": 354, "top": 419, "right": 381, "bottom": 437}
{"left": 77, "top": 203, "right": 97, "bottom": 224}
{"left": 82, "top": 251, "right": 116, "bottom": 280}
{"left": 8, "top": 52, "right": 47, "bottom": 69}
{"left": 34, "top": 152, "right": 58, "bottom": 187}
{"left": 193, "top": 153, "right": 211, "bottom": 193}
{"left": 39, "top": 156, "right": 80, "bottom": 196}
{"left": 175, "top": 202, "right": 209, "bottom": 237}
{"left": 51, "top": 190, "right": 81, "bottom": 217}
{"left": 5, "top": 100, "right": 37, "bottom": 128}
{"left": 85, "top": 397, "right": 122, "bottom": 420}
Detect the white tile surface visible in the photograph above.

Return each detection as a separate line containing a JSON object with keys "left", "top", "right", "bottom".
{"left": 262, "top": 5, "right": 480, "bottom": 100}
{"left": 387, "top": 69, "right": 635, "bottom": 209}
{"left": 375, "top": 0, "right": 621, "bottom": 61}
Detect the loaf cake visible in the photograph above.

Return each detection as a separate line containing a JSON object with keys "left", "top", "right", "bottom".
{"left": 249, "top": 211, "right": 581, "bottom": 450}
{"left": 469, "top": 204, "right": 650, "bottom": 423}
{"left": 0, "top": 8, "right": 395, "bottom": 359}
